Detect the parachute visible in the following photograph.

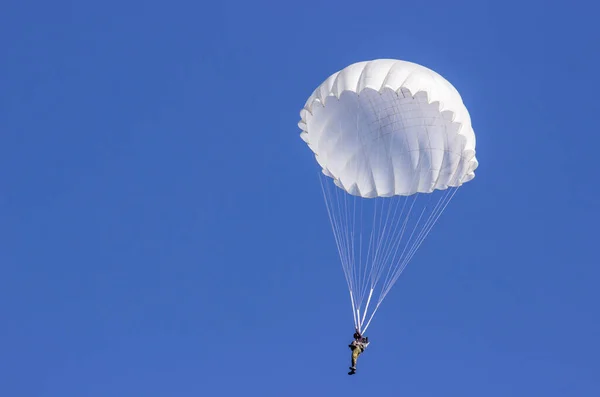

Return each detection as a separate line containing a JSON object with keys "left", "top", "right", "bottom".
{"left": 298, "top": 59, "right": 478, "bottom": 333}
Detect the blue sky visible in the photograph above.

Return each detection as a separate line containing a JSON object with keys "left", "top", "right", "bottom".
{"left": 1, "top": 0, "right": 599, "bottom": 395}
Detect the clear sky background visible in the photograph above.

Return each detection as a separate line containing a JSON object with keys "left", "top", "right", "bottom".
{"left": 2, "top": 1, "right": 599, "bottom": 396}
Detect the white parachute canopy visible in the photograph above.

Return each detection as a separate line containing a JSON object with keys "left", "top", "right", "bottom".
{"left": 299, "top": 59, "right": 478, "bottom": 333}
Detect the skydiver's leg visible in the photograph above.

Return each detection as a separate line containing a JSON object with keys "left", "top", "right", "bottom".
{"left": 350, "top": 347, "right": 361, "bottom": 370}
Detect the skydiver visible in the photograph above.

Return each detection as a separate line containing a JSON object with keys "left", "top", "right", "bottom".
{"left": 348, "top": 328, "right": 369, "bottom": 375}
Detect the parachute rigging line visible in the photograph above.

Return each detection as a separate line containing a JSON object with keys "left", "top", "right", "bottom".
{"left": 320, "top": 173, "right": 460, "bottom": 333}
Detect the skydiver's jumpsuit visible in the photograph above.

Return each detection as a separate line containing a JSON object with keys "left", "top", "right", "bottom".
{"left": 349, "top": 339, "right": 368, "bottom": 371}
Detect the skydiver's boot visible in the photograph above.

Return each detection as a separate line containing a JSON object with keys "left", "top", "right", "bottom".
{"left": 348, "top": 367, "right": 356, "bottom": 375}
